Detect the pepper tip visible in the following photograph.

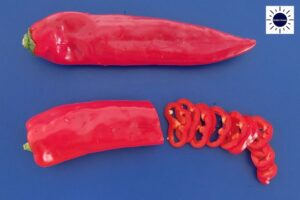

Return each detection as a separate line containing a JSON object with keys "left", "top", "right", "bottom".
{"left": 249, "top": 39, "right": 256, "bottom": 47}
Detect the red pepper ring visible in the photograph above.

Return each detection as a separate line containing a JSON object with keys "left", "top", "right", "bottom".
{"left": 248, "top": 116, "right": 273, "bottom": 150}
{"left": 177, "top": 99, "right": 200, "bottom": 142}
{"left": 173, "top": 107, "right": 192, "bottom": 141}
{"left": 207, "top": 106, "right": 231, "bottom": 148}
{"left": 164, "top": 102, "right": 190, "bottom": 147}
{"left": 164, "top": 103, "right": 183, "bottom": 130}
{"left": 197, "top": 104, "right": 217, "bottom": 134}
{"left": 190, "top": 127, "right": 210, "bottom": 148}
{"left": 244, "top": 116, "right": 259, "bottom": 145}
{"left": 227, "top": 116, "right": 258, "bottom": 154}
{"left": 177, "top": 98, "right": 195, "bottom": 111}
{"left": 187, "top": 109, "right": 200, "bottom": 142}
{"left": 221, "top": 111, "right": 246, "bottom": 151}
{"left": 167, "top": 126, "right": 188, "bottom": 148}
{"left": 250, "top": 144, "right": 275, "bottom": 169}
{"left": 164, "top": 102, "right": 178, "bottom": 121}
{"left": 190, "top": 104, "right": 215, "bottom": 148}
{"left": 257, "top": 163, "right": 278, "bottom": 185}
{"left": 164, "top": 102, "right": 183, "bottom": 124}
{"left": 164, "top": 102, "right": 190, "bottom": 127}
{"left": 173, "top": 103, "right": 192, "bottom": 126}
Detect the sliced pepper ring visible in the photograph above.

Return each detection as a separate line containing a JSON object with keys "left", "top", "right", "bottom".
{"left": 190, "top": 104, "right": 215, "bottom": 148}
{"left": 221, "top": 111, "right": 247, "bottom": 151}
{"left": 248, "top": 116, "right": 273, "bottom": 150}
{"left": 167, "top": 125, "right": 188, "bottom": 148}
{"left": 228, "top": 116, "right": 258, "bottom": 154}
{"left": 250, "top": 144, "right": 275, "bottom": 169}
{"left": 257, "top": 163, "right": 278, "bottom": 185}
{"left": 174, "top": 107, "right": 192, "bottom": 141}
{"left": 207, "top": 106, "right": 231, "bottom": 148}
{"left": 177, "top": 99, "right": 200, "bottom": 142}
{"left": 165, "top": 102, "right": 191, "bottom": 147}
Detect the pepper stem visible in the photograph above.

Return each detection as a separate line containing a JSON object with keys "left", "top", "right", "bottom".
{"left": 23, "top": 142, "right": 32, "bottom": 152}
{"left": 22, "top": 30, "right": 35, "bottom": 53}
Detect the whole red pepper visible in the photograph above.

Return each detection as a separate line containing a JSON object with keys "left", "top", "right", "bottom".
{"left": 23, "top": 100, "right": 164, "bottom": 167}
{"left": 22, "top": 12, "right": 256, "bottom": 66}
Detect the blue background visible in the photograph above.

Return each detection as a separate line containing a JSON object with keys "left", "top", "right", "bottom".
{"left": 0, "top": 0, "right": 299, "bottom": 199}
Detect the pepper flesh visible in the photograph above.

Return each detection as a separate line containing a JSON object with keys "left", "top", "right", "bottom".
{"left": 23, "top": 12, "right": 256, "bottom": 65}
{"left": 25, "top": 100, "right": 164, "bottom": 167}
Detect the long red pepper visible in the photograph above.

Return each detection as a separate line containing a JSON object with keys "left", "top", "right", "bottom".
{"left": 24, "top": 100, "right": 164, "bottom": 167}
{"left": 22, "top": 12, "right": 256, "bottom": 65}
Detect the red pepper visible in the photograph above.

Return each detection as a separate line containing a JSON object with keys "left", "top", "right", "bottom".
{"left": 22, "top": 12, "right": 256, "bottom": 66}
{"left": 24, "top": 100, "right": 164, "bottom": 167}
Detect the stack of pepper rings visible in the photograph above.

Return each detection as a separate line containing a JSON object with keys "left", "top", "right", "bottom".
{"left": 164, "top": 99, "right": 277, "bottom": 185}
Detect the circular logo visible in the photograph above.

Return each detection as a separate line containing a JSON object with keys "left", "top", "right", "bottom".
{"left": 266, "top": 6, "right": 294, "bottom": 34}
{"left": 273, "top": 13, "right": 287, "bottom": 27}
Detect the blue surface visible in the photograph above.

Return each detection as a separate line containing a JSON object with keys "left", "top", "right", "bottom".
{"left": 0, "top": 0, "right": 299, "bottom": 199}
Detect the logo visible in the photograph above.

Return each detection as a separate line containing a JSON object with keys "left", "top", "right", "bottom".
{"left": 266, "top": 6, "right": 294, "bottom": 34}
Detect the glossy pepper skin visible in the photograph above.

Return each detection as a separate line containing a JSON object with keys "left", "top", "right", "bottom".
{"left": 24, "top": 100, "right": 164, "bottom": 167}
{"left": 22, "top": 12, "right": 256, "bottom": 66}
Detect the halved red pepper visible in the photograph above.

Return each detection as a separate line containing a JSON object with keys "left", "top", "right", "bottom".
{"left": 22, "top": 12, "right": 256, "bottom": 66}
{"left": 24, "top": 100, "right": 164, "bottom": 167}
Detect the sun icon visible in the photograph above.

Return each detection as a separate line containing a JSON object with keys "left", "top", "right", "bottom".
{"left": 266, "top": 6, "right": 294, "bottom": 34}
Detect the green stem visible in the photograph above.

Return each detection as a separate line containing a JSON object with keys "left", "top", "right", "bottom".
{"left": 22, "top": 30, "right": 35, "bottom": 53}
{"left": 23, "top": 142, "right": 32, "bottom": 152}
